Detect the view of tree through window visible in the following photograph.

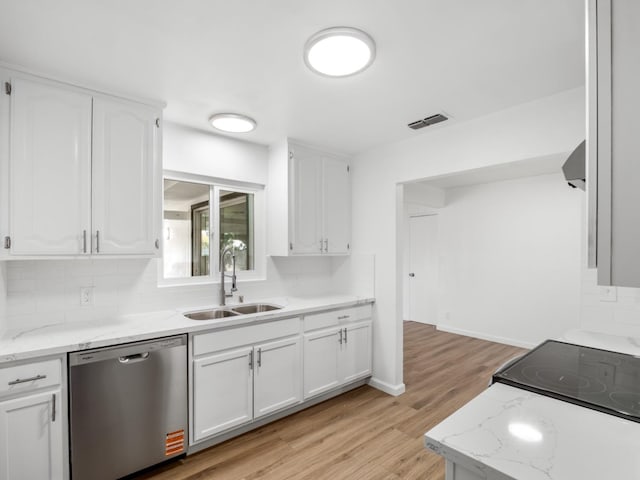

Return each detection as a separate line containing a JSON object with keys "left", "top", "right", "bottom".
{"left": 163, "top": 179, "right": 255, "bottom": 280}
{"left": 220, "top": 190, "right": 254, "bottom": 272}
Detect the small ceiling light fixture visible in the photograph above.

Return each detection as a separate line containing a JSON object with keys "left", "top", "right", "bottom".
{"left": 209, "top": 113, "right": 257, "bottom": 133}
{"left": 304, "top": 27, "right": 376, "bottom": 77}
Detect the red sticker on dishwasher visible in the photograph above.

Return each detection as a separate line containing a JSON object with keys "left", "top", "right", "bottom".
{"left": 165, "top": 429, "right": 185, "bottom": 456}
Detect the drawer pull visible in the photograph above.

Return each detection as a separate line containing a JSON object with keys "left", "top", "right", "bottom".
{"left": 8, "top": 374, "right": 47, "bottom": 386}
{"left": 52, "top": 393, "right": 56, "bottom": 422}
{"left": 338, "top": 315, "right": 350, "bottom": 320}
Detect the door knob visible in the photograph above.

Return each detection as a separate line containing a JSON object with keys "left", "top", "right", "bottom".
{"left": 409, "top": 273, "right": 415, "bottom": 277}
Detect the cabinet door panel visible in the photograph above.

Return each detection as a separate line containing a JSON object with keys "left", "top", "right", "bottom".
{"left": 254, "top": 336, "right": 302, "bottom": 418}
{"left": 303, "top": 328, "right": 341, "bottom": 399}
{"left": 289, "top": 148, "right": 323, "bottom": 254}
{"left": 341, "top": 322, "right": 372, "bottom": 383}
{"left": 0, "top": 390, "right": 63, "bottom": 480}
{"left": 10, "top": 77, "right": 92, "bottom": 255}
{"left": 193, "top": 347, "right": 253, "bottom": 442}
{"left": 323, "top": 158, "right": 350, "bottom": 255}
{"left": 92, "top": 97, "right": 158, "bottom": 255}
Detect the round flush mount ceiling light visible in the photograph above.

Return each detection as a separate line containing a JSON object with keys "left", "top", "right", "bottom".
{"left": 209, "top": 113, "right": 257, "bottom": 133}
{"left": 304, "top": 27, "right": 376, "bottom": 77}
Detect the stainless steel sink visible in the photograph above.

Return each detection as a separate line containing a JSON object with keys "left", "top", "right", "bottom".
{"left": 184, "top": 309, "right": 239, "bottom": 320}
{"left": 231, "top": 303, "right": 283, "bottom": 315}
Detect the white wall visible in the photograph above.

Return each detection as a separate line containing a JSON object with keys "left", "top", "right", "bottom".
{"left": 351, "top": 87, "right": 585, "bottom": 393}
{"left": 437, "top": 173, "right": 583, "bottom": 348}
{"left": 163, "top": 122, "right": 268, "bottom": 185}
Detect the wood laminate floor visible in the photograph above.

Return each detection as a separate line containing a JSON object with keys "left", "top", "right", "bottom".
{"left": 136, "top": 322, "right": 525, "bottom": 480}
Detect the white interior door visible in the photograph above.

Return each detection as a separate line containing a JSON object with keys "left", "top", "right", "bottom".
{"left": 408, "top": 214, "right": 439, "bottom": 324}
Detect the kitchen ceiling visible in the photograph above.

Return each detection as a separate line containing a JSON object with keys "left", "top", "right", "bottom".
{"left": 0, "top": 0, "right": 584, "bottom": 154}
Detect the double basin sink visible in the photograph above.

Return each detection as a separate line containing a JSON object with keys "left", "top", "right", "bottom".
{"left": 184, "top": 303, "right": 283, "bottom": 321}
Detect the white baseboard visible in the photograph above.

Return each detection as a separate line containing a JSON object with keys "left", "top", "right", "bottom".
{"left": 368, "top": 377, "right": 406, "bottom": 396}
{"left": 436, "top": 324, "right": 537, "bottom": 349}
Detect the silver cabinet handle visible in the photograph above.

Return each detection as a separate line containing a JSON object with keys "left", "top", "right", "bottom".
{"left": 155, "top": 239, "right": 160, "bottom": 249}
{"left": 249, "top": 350, "right": 253, "bottom": 370}
{"left": 257, "top": 348, "right": 262, "bottom": 367}
{"left": 83, "top": 230, "right": 87, "bottom": 253}
{"left": 95, "top": 230, "right": 100, "bottom": 253}
{"left": 344, "top": 328, "right": 348, "bottom": 343}
{"left": 339, "top": 329, "right": 343, "bottom": 345}
{"left": 338, "top": 315, "right": 350, "bottom": 320}
{"left": 52, "top": 393, "right": 56, "bottom": 422}
{"left": 8, "top": 374, "right": 47, "bottom": 386}
{"left": 409, "top": 273, "right": 415, "bottom": 277}
{"left": 324, "top": 239, "right": 328, "bottom": 253}
{"left": 319, "top": 239, "right": 324, "bottom": 253}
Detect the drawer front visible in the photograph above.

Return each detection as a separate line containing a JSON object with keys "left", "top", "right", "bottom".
{"left": 303, "top": 305, "right": 372, "bottom": 332}
{"left": 193, "top": 317, "right": 301, "bottom": 356}
{"left": 0, "top": 358, "right": 62, "bottom": 397}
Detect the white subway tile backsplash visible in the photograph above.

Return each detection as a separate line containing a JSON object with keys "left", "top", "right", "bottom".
{"left": 0, "top": 255, "right": 373, "bottom": 332}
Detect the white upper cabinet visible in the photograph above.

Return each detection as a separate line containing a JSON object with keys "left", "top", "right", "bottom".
{"left": 9, "top": 77, "right": 92, "bottom": 255}
{"left": 268, "top": 139, "right": 351, "bottom": 256}
{"left": 2, "top": 70, "right": 162, "bottom": 257}
{"left": 289, "top": 147, "right": 323, "bottom": 254}
{"left": 323, "top": 158, "right": 350, "bottom": 255}
{"left": 589, "top": 0, "right": 640, "bottom": 286}
{"left": 92, "top": 96, "right": 159, "bottom": 255}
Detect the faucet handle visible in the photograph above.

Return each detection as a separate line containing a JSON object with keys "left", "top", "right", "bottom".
{"left": 238, "top": 295, "right": 244, "bottom": 304}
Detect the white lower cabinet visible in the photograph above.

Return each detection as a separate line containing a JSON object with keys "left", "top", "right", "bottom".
{"left": 191, "top": 324, "right": 303, "bottom": 444}
{"left": 253, "top": 336, "right": 302, "bottom": 419}
{"left": 0, "top": 357, "right": 66, "bottom": 480}
{"left": 303, "top": 328, "right": 341, "bottom": 398}
{"left": 192, "top": 346, "right": 254, "bottom": 442}
{"left": 303, "top": 310, "right": 373, "bottom": 400}
{"left": 0, "top": 390, "right": 63, "bottom": 480}
{"left": 341, "top": 322, "right": 373, "bottom": 383}
{"left": 191, "top": 307, "right": 372, "bottom": 446}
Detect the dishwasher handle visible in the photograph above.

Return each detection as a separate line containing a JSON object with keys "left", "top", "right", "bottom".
{"left": 118, "top": 352, "right": 150, "bottom": 364}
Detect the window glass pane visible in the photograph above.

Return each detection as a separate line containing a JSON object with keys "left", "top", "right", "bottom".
{"left": 163, "top": 179, "right": 210, "bottom": 278}
{"left": 219, "top": 190, "right": 254, "bottom": 272}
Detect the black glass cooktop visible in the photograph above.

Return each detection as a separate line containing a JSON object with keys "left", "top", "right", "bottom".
{"left": 493, "top": 340, "right": 640, "bottom": 423}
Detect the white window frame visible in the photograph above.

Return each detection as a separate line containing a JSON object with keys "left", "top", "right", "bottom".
{"left": 159, "top": 170, "right": 265, "bottom": 287}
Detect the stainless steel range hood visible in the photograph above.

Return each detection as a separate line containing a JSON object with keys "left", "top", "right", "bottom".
{"left": 562, "top": 140, "right": 586, "bottom": 190}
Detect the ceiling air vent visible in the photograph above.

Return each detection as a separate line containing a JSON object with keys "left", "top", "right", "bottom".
{"left": 408, "top": 113, "right": 449, "bottom": 130}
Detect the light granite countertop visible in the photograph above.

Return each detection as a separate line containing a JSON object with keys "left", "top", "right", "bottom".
{"left": 0, "top": 295, "right": 374, "bottom": 363}
{"left": 425, "top": 382, "right": 640, "bottom": 480}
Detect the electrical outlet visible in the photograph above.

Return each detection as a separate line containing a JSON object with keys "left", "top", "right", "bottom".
{"left": 599, "top": 286, "right": 617, "bottom": 302}
{"left": 80, "top": 287, "right": 94, "bottom": 306}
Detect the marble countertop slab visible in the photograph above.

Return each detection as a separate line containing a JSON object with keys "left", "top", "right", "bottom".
{"left": 425, "top": 383, "right": 640, "bottom": 480}
{"left": 0, "top": 295, "right": 374, "bottom": 363}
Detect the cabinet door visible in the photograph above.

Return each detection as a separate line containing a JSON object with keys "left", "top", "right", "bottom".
{"left": 289, "top": 147, "right": 323, "bottom": 254}
{"left": 323, "top": 158, "right": 350, "bottom": 255}
{"left": 9, "top": 77, "right": 92, "bottom": 255}
{"left": 92, "top": 96, "right": 159, "bottom": 255}
{"left": 594, "top": 0, "right": 640, "bottom": 287}
{"left": 193, "top": 346, "right": 253, "bottom": 442}
{"left": 0, "top": 390, "right": 63, "bottom": 480}
{"left": 253, "top": 336, "right": 302, "bottom": 419}
{"left": 341, "top": 322, "right": 372, "bottom": 383}
{"left": 303, "top": 328, "right": 341, "bottom": 399}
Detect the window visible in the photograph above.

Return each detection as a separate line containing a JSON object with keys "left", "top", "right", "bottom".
{"left": 162, "top": 174, "right": 263, "bottom": 284}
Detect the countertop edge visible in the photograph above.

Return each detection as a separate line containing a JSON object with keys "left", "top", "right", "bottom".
{"left": 0, "top": 296, "right": 375, "bottom": 364}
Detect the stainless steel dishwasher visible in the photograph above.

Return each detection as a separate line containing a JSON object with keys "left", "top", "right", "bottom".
{"left": 69, "top": 335, "right": 187, "bottom": 480}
